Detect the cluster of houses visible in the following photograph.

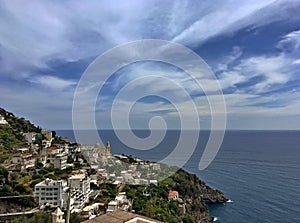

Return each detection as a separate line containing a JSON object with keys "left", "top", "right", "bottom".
{"left": 7, "top": 130, "right": 79, "bottom": 172}
{"left": 81, "top": 144, "right": 162, "bottom": 186}
{"left": 2, "top": 127, "right": 183, "bottom": 222}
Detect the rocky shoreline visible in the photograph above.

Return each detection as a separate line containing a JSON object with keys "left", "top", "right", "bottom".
{"left": 169, "top": 169, "right": 227, "bottom": 223}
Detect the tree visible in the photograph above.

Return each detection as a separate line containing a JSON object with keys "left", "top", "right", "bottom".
{"left": 0, "top": 166, "right": 8, "bottom": 184}
{"left": 12, "top": 211, "right": 51, "bottom": 223}
{"left": 15, "top": 184, "right": 27, "bottom": 194}
{"left": 67, "top": 156, "right": 74, "bottom": 163}
{"left": 70, "top": 213, "right": 84, "bottom": 223}
{"left": 51, "top": 131, "right": 56, "bottom": 138}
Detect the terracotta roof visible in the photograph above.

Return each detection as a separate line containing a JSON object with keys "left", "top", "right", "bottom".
{"left": 168, "top": 190, "right": 179, "bottom": 198}
{"left": 21, "top": 153, "right": 33, "bottom": 159}
{"left": 82, "top": 210, "right": 162, "bottom": 223}
{"left": 47, "top": 146, "right": 59, "bottom": 151}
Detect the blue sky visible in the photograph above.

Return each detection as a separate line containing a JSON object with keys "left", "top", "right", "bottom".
{"left": 0, "top": 0, "right": 300, "bottom": 130}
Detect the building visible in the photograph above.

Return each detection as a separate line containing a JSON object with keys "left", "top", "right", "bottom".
{"left": 93, "top": 141, "right": 111, "bottom": 156}
{"left": 82, "top": 210, "right": 162, "bottom": 223}
{"left": 23, "top": 133, "right": 37, "bottom": 145}
{"left": 68, "top": 174, "right": 91, "bottom": 209}
{"left": 106, "top": 141, "right": 110, "bottom": 155}
{"left": 52, "top": 207, "right": 65, "bottom": 223}
{"left": 106, "top": 192, "right": 131, "bottom": 213}
{"left": 41, "top": 129, "right": 53, "bottom": 142}
{"left": 0, "top": 115, "right": 8, "bottom": 125}
{"left": 81, "top": 203, "right": 100, "bottom": 220}
{"left": 34, "top": 178, "right": 69, "bottom": 209}
{"left": 21, "top": 152, "right": 36, "bottom": 169}
{"left": 106, "top": 200, "right": 118, "bottom": 212}
{"left": 48, "top": 153, "right": 67, "bottom": 170}
{"left": 168, "top": 190, "right": 179, "bottom": 201}
{"left": 43, "top": 146, "right": 61, "bottom": 156}
{"left": 11, "top": 152, "right": 36, "bottom": 170}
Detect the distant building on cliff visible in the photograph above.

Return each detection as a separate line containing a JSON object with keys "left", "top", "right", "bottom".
{"left": 168, "top": 190, "right": 179, "bottom": 201}
{"left": 94, "top": 141, "right": 111, "bottom": 156}
{"left": 0, "top": 115, "right": 8, "bottom": 125}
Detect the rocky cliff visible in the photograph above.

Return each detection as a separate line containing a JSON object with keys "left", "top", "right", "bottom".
{"left": 168, "top": 169, "right": 227, "bottom": 222}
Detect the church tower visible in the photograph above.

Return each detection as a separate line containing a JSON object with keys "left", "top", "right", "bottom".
{"left": 106, "top": 141, "right": 110, "bottom": 155}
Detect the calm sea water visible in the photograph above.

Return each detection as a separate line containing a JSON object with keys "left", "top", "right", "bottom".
{"left": 56, "top": 130, "right": 300, "bottom": 223}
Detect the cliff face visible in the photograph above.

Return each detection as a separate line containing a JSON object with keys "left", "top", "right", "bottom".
{"left": 169, "top": 169, "right": 227, "bottom": 223}
{"left": 121, "top": 168, "right": 227, "bottom": 223}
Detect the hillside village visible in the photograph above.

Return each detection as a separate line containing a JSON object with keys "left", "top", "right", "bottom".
{"left": 0, "top": 108, "right": 227, "bottom": 223}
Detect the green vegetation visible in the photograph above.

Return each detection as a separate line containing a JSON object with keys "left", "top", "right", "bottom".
{"left": 92, "top": 169, "right": 218, "bottom": 222}
{"left": 0, "top": 108, "right": 40, "bottom": 134}
{"left": 121, "top": 181, "right": 185, "bottom": 222}
{"left": 0, "top": 107, "right": 41, "bottom": 161}
{"left": 51, "top": 136, "right": 68, "bottom": 145}
{"left": 11, "top": 211, "right": 51, "bottom": 223}
{"left": 0, "top": 125, "right": 25, "bottom": 148}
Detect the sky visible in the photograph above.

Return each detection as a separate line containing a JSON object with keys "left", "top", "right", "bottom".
{"left": 0, "top": 0, "right": 300, "bottom": 130}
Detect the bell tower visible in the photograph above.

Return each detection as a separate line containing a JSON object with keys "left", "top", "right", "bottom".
{"left": 106, "top": 141, "right": 111, "bottom": 155}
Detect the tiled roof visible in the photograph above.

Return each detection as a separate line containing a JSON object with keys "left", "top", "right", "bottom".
{"left": 82, "top": 210, "right": 162, "bottom": 223}
{"left": 168, "top": 190, "right": 179, "bottom": 198}
{"left": 47, "top": 146, "right": 59, "bottom": 150}
{"left": 21, "top": 152, "right": 33, "bottom": 158}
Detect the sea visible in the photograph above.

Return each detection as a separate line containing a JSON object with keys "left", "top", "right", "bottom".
{"left": 56, "top": 130, "right": 300, "bottom": 223}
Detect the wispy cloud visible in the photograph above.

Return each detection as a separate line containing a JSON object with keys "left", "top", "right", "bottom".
{"left": 172, "top": 0, "right": 278, "bottom": 46}
{"left": 1, "top": 1, "right": 300, "bottom": 129}
{"left": 29, "top": 75, "right": 76, "bottom": 90}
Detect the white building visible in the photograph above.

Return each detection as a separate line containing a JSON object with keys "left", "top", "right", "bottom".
{"left": 48, "top": 153, "right": 67, "bottom": 170}
{"left": 68, "top": 174, "right": 91, "bottom": 209}
{"left": 81, "top": 204, "right": 99, "bottom": 220}
{"left": 52, "top": 207, "right": 65, "bottom": 223}
{"left": 107, "top": 200, "right": 118, "bottom": 212}
{"left": 34, "top": 178, "right": 69, "bottom": 209}
{"left": 0, "top": 115, "right": 8, "bottom": 125}
{"left": 106, "top": 192, "right": 131, "bottom": 213}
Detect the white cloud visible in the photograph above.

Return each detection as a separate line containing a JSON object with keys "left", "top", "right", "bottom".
{"left": 292, "top": 59, "right": 300, "bottom": 65}
{"left": 277, "top": 29, "right": 300, "bottom": 52}
{"left": 1, "top": 0, "right": 299, "bottom": 78}
{"left": 1, "top": 1, "right": 300, "bottom": 129}
{"left": 29, "top": 75, "right": 76, "bottom": 90}
{"left": 236, "top": 55, "right": 291, "bottom": 93}
{"left": 172, "top": 0, "right": 278, "bottom": 46}
{"left": 217, "top": 46, "right": 243, "bottom": 72}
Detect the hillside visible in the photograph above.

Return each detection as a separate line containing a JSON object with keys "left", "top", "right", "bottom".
{"left": 0, "top": 107, "right": 228, "bottom": 222}
{"left": 0, "top": 108, "right": 41, "bottom": 161}
{"left": 97, "top": 168, "right": 227, "bottom": 223}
